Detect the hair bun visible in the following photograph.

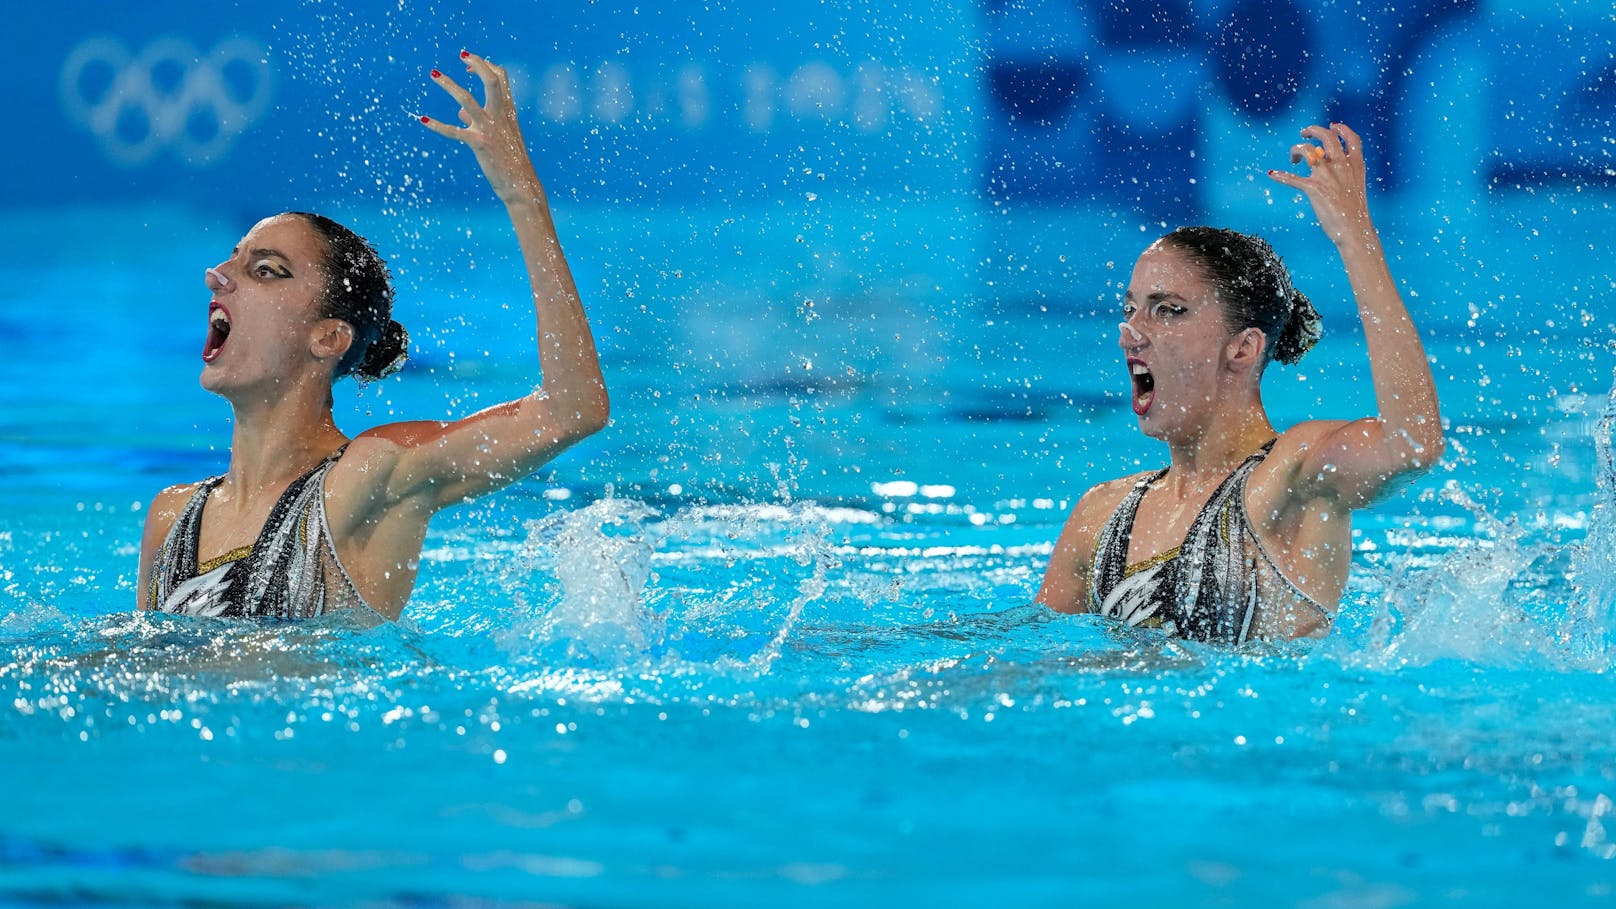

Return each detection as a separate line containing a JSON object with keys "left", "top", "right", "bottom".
{"left": 356, "top": 319, "right": 409, "bottom": 382}
{"left": 1273, "top": 291, "right": 1321, "bottom": 365}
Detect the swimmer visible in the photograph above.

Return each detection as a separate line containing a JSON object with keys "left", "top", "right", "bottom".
{"left": 137, "top": 51, "right": 609, "bottom": 620}
{"left": 1035, "top": 122, "right": 1442, "bottom": 643}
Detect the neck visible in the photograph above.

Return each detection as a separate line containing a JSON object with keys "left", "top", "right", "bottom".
{"left": 1162, "top": 391, "right": 1274, "bottom": 484}
{"left": 224, "top": 377, "right": 347, "bottom": 493}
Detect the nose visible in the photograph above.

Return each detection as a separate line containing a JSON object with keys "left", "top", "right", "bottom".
{"left": 205, "top": 265, "right": 233, "bottom": 293}
{"left": 1118, "top": 320, "right": 1146, "bottom": 350}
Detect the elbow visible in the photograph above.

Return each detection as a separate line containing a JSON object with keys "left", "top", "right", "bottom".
{"left": 1412, "top": 419, "right": 1445, "bottom": 470}
{"left": 530, "top": 380, "right": 610, "bottom": 448}
{"left": 1399, "top": 423, "right": 1445, "bottom": 475}
{"left": 1421, "top": 431, "right": 1446, "bottom": 468}
{"left": 567, "top": 385, "right": 611, "bottom": 441}
{"left": 580, "top": 394, "right": 610, "bottom": 438}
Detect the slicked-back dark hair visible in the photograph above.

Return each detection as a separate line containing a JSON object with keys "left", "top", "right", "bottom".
{"left": 1159, "top": 226, "right": 1321, "bottom": 366}
{"left": 288, "top": 212, "right": 409, "bottom": 382}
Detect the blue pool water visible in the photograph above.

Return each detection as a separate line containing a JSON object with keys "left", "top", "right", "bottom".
{"left": 3, "top": 189, "right": 1616, "bottom": 907}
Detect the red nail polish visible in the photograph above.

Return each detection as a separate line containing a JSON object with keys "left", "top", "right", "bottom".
{"left": 460, "top": 50, "right": 470, "bottom": 59}
{"left": 1267, "top": 169, "right": 1277, "bottom": 176}
{"left": 430, "top": 69, "right": 442, "bottom": 78}
{"left": 420, "top": 115, "right": 431, "bottom": 124}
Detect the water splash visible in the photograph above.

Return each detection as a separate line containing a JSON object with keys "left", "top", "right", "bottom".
{"left": 1332, "top": 372, "right": 1616, "bottom": 672}
{"left": 1570, "top": 369, "right": 1616, "bottom": 661}
{"left": 0, "top": 601, "right": 74, "bottom": 641}
{"left": 1581, "top": 793, "right": 1616, "bottom": 860}
{"left": 1353, "top": 481, "right": 1568, "bottom": 669}
{"left": 713, "top": 509, "right": 837, "bottom": 675}
{"left": 498, "top": 498, "right": 663, "bottom": 666}
{"left": 487, "top": 497, "right": 847, "bottom": 679}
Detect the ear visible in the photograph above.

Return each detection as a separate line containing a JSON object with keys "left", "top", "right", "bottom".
{"left": 309, "top": 318, "right": 355, "bottom": 366}
{"left": 1223, "top": 327, "right": 1267, "bottom": 373}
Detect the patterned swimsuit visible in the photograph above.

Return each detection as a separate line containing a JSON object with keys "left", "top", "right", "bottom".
{"left": 147, "top": 447, "right": 372, "bottom": 619}
{"left": 1088, "top": 441, "right": 1331, "bottom": 644}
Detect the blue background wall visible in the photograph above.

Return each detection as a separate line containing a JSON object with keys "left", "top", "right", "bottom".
{"left": 10, "top": 1, "right": 1612, "bottom": 217}
{"left": 16, "top": 2, "right": 978, "bottom": 212}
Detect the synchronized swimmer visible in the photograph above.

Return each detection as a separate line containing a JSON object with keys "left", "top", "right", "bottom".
{"left": 138, "top": 51, "right": 608, "bottom": 620}
{"left": 1035, "top": 122, "right": 1442, "bottom": 643}
{"left": 135, "top": 53, "right": 1439, "bottom": 643}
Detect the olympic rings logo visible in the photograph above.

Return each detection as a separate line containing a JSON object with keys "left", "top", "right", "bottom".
{"left": 59, "top": 36, "right": 275, "bottom": 167}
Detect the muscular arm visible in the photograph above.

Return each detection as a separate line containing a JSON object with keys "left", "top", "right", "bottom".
{"left": 372, "top": 51, "right": 609, "bottom": 512}
{"left": 1268, "top": 123, "right": 1443, "bottom": 509}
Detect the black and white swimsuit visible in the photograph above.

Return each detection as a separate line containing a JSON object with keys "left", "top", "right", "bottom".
{"left": 146, "top": 447, "right": 371, "bottom": 619}
{"left": 1089, "top": 441, "right": 1331, "bottom": 644}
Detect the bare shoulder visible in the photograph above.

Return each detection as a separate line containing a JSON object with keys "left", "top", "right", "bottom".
{"left": 142, "top": 482, "right": 201, "bottom": 540}
{"left": 1056, "top": 471, "right": 1153, "bottom": 558}
{"left": 1062, "top": 469, "right": 1157, "bottom": 546}
{"left": 1037, "top": 470, "right": 1154, "bottom": 613}
{"left": 324, "top": 422, "right": 461, "bottom": 528}
{"left": 329, "top": 422, "right": 452, "bottom": 484}
{"left": 1073, "top": 471, "right": 1155, "bottom": 522}
{"left": 334, "top": 421, "right": 460, "bottom": 485}
{"left": 1271, "top": 420, "right": 1352, "bottom": 456}
{"left": 1251, "top": 420, "right": 1360, "bottom": 522}
{"left": 137, "top": 481, "right": 204, "bottom": 611}
{"left": 152, "top": 480, "right": 204, "bottom": 505}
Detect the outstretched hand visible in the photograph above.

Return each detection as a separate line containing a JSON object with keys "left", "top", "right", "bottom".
{"left": 1267, "top": 122, "right": 1373, "bottom": 247}
{"left": 420, "top": 50, "right": 542, "bottom": 204}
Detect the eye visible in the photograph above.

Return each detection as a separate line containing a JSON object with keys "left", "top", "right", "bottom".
{"left": 1121, "top": 302, "right": 1136, "bottom": 318}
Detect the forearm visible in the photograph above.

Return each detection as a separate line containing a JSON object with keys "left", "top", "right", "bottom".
{"left": 504, "top": 193, "right": 609, "bottom": 433}
{"left": 422, "top": 51, "right": 609, "bottom": 434}
{"left": 1337, "top": 229, "right": 1443, "bottom": 464}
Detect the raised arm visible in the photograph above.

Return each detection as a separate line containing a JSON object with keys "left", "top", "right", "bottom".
{"left": 375, "top": 51, "right": 609, "bottom": 509}
{"left": 1267, "top": 122, "right": 1443, "bottom": 507}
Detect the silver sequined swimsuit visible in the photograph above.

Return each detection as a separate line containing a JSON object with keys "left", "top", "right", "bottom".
{"left": 147, "top": 447, "right": 371, "bottom": 619}
{"left": 1088, "top": 441, "right": 1330, "bottom": 644}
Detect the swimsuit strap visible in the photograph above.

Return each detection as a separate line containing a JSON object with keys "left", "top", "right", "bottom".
{"left": 1088, "top": 467, "right": 1169, "bottom": 611}
{"left": 1174, "top": 438, "right": 1278, "bottom": 642}
{"left": 226, "top": 444, "right": 348, "bottom": 617}
{"left": 147, "top": 473, "right": 225, "bottom": 610}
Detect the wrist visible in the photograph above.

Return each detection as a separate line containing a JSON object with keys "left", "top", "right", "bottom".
{"left": 1332, "top": 225, "right": 1383, "bottom": 259}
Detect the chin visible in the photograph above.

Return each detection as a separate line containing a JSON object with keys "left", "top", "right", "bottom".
{"left": 1133, "top": 404, "right": 1187, "bottom": 443}
{"left": 1135, "top": 417, "right": 1171, "bottom": 442}
{"left": 197, "top": 364, "right": 234, "bottom": 397}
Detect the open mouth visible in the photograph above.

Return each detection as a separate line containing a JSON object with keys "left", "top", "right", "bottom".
{"left": 1129, "top": 358, "right": 1155, "bottom": 416}
{"left": 202, "top": 303, "right": 232, "bottom": 363}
